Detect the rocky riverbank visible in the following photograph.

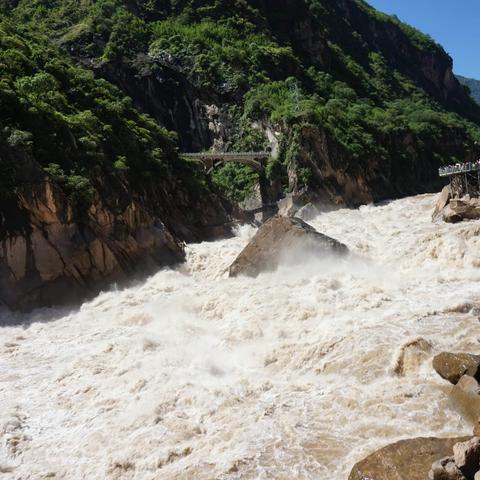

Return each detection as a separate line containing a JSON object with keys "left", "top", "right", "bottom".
{"left": 349, "top": 349, "right": 480, "bottom": 479}
{"left": 0, "top": 145, "right": 231, "bottom": 311}
{"left": 433, "top": 186, "right": 480, "bottom": 223}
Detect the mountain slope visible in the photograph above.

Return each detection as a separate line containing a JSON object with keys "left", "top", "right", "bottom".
{"left": 0, "top": 11, "right": 230, "bottom": 309}
{"left": 11, "top": 0, "right": 480, "bottom": 204}
{"left": 2, "top": 0, "right": 480, "bottom": 308}
{"left": 457, "top": 75, "right": 480, "bottom": 104}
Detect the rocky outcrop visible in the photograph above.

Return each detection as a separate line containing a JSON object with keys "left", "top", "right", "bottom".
{"left": 443, "top": 199, "right": 480, "bottom": 223}
{"left": 450, "top": 375, "right": 480, "bottom": 433}
{"left": 392, "top": 337, "right": 433, "bottom": 376}
{"left": 228, "top": 215, "right": 347, "bottom": 278}
{"left": 348, "top": 437, "right": 470, "bottom": 480}
{"left": 433, "top": 185, "right": 453, "bottom": 220}
{"left": 428, "top": 437, "right": 480, "bottom": 480}
{"left": 0, "top": 178, "right": 184, "bottom": 310}
{"left": 433, "top": 186, "right": 480, "bottom": 223}
{"left": 0, "top": 143, "right": 231, "bottom": 310}
{"left": 433, "top": 353, "right": 480, "bottom": 385}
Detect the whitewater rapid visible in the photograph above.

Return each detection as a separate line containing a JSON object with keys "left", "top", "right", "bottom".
{"left": 1, "top": 194, "right": 480, "bottom": 479}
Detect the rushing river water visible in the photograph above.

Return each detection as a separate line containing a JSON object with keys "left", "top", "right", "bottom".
{"left": 1, "top": 194, "right": 480, "bottom": 479}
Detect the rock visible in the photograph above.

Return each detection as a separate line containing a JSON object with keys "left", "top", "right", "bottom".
{"left": 429, "top": 456, "right": 466, "bottom": 480}
{"left": 349, "top": 437, "right": 470, "bottom": 480}
{"left": 433, "top": 186, "right": 452, "bottom": 221}
{"left": 277, "top": 194, "right": 299, "bottom": 217}
{"left": 392, "top": 337, "right": 433, "bottom": 376}
{"left": 443, "top": 199, "right": 480, "bottom": 224}
{"left": 432, "top": 186, "right": 480, "bottom": 224}
{"left": 453, "top": 437, "right": 480, "bottom": 478}
{"left": 450, "top": 376, "right": 480, "bottom": 428}
{"left": 295, "top": 203, "right": 321, "bottom": 221}
{"left": 0, "top": 180, "right": 186, "bottom": 310}
{"left": 229, "top": 215, "right": 348, "bottom": 278}
{"left": 433, "top": 353, "right": 480, "bottom": 385}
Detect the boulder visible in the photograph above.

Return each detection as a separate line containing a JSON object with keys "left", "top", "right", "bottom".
{"left": 392, "top": 337, "right": 433, "bottom": 376}
{"left": 432, "top": 186, "right": 480, "bottom": 224}
{"left": 453, "top": 437, "right": 480, "bottom": 478}
{"left": 449, "top": 375, "right": 480, "bottom": 428}
{"left": 433, "top": 186, "right": 452, "bottom": 221}
{"left": 433, "top": 353, "right": 480, "bottom": 385}
{"left": 429, "top": 456, "right": 466, "bottom": 480}
{"left": 348, "top": 437, "right": 470, "bottom": 480}
{"left": 228, "top": 215, "right": 348, "bottom": 278}
{"left": 443, "top": 199, "right": 480, "bottom": 224}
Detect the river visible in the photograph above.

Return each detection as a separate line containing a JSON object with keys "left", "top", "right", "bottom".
{"left": 1, "top": 194, "right": 480, "bottom": 479}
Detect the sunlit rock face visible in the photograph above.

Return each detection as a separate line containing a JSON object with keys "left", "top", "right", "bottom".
{"left": 432, "top": 186, "right": 480, "bottom": 223}
{"left": 0, "top": 178, "right": 185, "bottom": 310}
{"left": 0, "top": 144, "right": 232, "bottom": 311}
{"left": 228, "top": 215, "right": 347, "bottom": 278}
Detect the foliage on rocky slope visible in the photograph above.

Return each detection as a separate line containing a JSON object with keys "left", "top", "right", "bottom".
{"left": 10, "top": 0, "right": 480, "bottom": 203}
{"left": 0, "top": 4, "right": 232, "bottom": 308}
{"left": 0, "top": 5, "right": 228, "bottom": 240}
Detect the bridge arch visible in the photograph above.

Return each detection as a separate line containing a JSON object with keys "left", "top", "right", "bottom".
{"left": 180, "top": 151, "right": 270, "bottom": 173}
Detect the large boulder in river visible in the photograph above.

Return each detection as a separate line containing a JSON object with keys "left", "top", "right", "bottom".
{"left": 453, "top": 437, "right": 480, "bottom": 479}
{"left": 349, "top": 437, "right": 470, "bottom": 480}
{"left": 229, "top": 215, "right": 347, "bottom": 277}
{"left": 433, "top": 353, "right": 480, "bottom": 385}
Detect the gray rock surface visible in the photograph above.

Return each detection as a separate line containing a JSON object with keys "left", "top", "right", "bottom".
{"left": 453, "top": 437, "right": 480, "bottom": 478}
{"left": 433, "top": 352, "right": 480, "bottom": 384}
{"left": 348, "top": 437, "right": 470, "bottom": 480}
{"left": 229, "top": 215, "right": 347, "bottom": 278}
{"left": 429, "top": 456, "right": 466, "bottom": 480}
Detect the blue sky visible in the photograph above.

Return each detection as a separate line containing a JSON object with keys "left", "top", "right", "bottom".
{"left": 366, "top": 0, "right": 480, "bottom": 79}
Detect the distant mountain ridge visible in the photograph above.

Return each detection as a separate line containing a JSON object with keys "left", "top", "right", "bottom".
{"left": 457, "top": 75, "right": 480, "bottom": 104}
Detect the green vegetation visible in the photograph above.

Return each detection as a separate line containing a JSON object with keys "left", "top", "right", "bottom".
{"left": 0, "top": 11, "right": 178, "bottom": 213}
{"left": 5, "top": 0, "right": 480, "bottom": 203}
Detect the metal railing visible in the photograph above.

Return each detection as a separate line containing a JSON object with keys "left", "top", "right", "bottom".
{"left": 439, "top": 162, "right": 480, "bottom": 177}
{"left": 180, "top": 151, "right": 270, "bottom": 159}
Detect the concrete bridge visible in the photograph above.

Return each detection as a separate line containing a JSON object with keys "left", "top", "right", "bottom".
{"left": 180, "top": 151, "right": 270, "bottom": 173}
{"left": 181, "top": 151, "right": 275, "bottom": 221}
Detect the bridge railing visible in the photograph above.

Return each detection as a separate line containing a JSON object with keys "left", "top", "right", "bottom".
{"left": 180, "top": 151, "right": 270, "bottom": 159}
{"left": 439, "top": 161, "right": 480, "bottom": 177}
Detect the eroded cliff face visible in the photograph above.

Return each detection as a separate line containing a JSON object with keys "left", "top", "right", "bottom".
{"left": 0, "top": 146, "right": 230, "bottom": 310}
{"left": 290, "top": 125, "right": 474, "bottom": 206}
{"left": 0, "top": 178, "right": 183, "bottom": 310}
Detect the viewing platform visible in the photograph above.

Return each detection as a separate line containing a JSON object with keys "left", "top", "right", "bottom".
{"left": 439, "top": 160, "right": 480, "bottom": 198}
{"left": 438, "top": 161, "right": 480, "bottom": 177}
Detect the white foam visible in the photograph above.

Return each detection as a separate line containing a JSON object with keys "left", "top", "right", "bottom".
{"left": 1, "top": 194, "right": 479, "bottom": 479}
